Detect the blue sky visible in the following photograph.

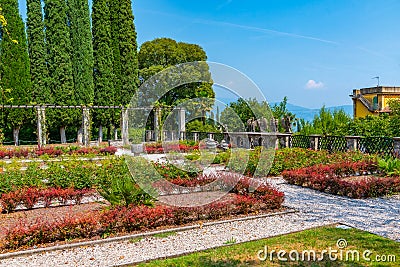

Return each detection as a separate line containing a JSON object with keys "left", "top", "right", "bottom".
{"left": 18, "top": 0, "right": 400, "bottom": 108}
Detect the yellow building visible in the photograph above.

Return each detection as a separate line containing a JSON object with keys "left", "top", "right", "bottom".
{"left": 350, "top": 86, "right": 400, "bottom": 118}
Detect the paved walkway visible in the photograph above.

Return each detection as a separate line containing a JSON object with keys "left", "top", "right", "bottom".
{"left": 267, "top": 177, "right": 400, "bottom": 242}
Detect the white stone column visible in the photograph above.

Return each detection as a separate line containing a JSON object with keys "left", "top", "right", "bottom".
{"left": 154, "top": 108, "right": 161, "bottom": 142}
{"left": 82, "top": 107, "right": 91, "bottom": 146}
{"left": 121, "top": 108, "right": 129, "bottom": 146}
{"left": 178, "top": 108, "right": 185, "bottom": 140}
{"left": 36, "top": 107, "right": 46, "bottom": 147}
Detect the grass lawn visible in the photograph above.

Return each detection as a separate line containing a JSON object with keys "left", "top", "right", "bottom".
{"left": 136, "top": 225, "right": 399, "bottom": 266}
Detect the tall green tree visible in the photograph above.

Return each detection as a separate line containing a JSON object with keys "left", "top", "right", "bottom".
{"left": 109, "top": 0, "right": 139, "bottom": 138}
{"left": 92, "top": 0, "right": 115, "bottom": 141}
{"left": 68, "top": 0, "right": 94, "bottom": 140}
{"left": 67, "top": 0, "right": 94, "bottom": 105}
{"left": 0, "top": 0, "right": 32, "bottom": 145}
{"left": 44, "top": 0, "right": 75, "bottom": 143}
{"left": 26, "top": 0, "right": 49, "bottom": 104}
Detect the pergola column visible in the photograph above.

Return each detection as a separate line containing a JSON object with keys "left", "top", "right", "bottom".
{"left": 82, "top": 107, "right": 90, "bottom": 146}
{"left": 121, "top": 108, "right": 129, "bottom": 146}
{"left": 36, "top": 107, "right": 46, "bottom": 147}
{"left": 178, "top": 108, "right": 185, "bottom": 140}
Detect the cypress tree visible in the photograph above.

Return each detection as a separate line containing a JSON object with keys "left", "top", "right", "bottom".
{"left": 92, "top": 0, "right": 115, "bottom": 142}
{"left": 67, "top": 0, "right": 94, "bottom": 141}
{"left": 0, "top": 0, "right": 32, "bottom": 145}
{"left": 109, "top": 0, "right": 139, "bottom": 138}
{"left": 26, "top": 0, "right": 49, "bottom": 104}
{"left": 67, "top": 0, "right": 93, "bottom": 105}
{"left": 44, "top": 0, "right": 75, "bottom": 143}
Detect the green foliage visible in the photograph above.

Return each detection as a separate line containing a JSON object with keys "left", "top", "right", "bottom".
{"left": 185, "top": 119, "right": 219, "bottom": 133}
{"left": 99, "top": 175, "right": 154, "bottom": 207}
{"left": 269, "top": 148, "right": 374, "bottom": 176}
{"left": 297, "top": 102, "right": 400, "bottom": 137}
{"left": 44, "top": 0, "right": 76, "bottom": 130}
{"left": 220, "top": 98, "right": 274, "bottom": 132}
{"left": 109, "top": 0, "right": 139, "bottom": 106}
{"left": 67, "top": 0, "right": 94, "bottom": 106}
{"left": 0, "top": 157, "right": 127, "bottom": 193}
{"left": 138, "top": 37, "right": 214, "bottom": 110}
{"left": 0, "top": 0, "right": 32, "bottom": 135}
{"left": 271, "top": 96, "right": 296, "bottom": 132}
{"left": 349, "top": 114, "right": 392, "bottom": 137}
{"left": 26, "top": 0, "right": 50, "bottom": 104}
{"left": 378, "top": 157, "right": 400, "bottom": 176}
{"left": 297, "top": 106, "right": 352, "bottom": 136}
{"left": 92, "top": 0, "right": 116, "bottom": 128}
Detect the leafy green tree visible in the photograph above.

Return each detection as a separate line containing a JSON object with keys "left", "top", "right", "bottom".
{"left": 0, "top": 0, "right": 32, "bottom": 144}
{"left": 349, "top": 114, "right": 391, "bottom": 137}
{"left": 113, "top": 0, "right": 139, "bottom": 105}
{"left": 68, "top": 0, "right": 94, "bottom": 140}
{"left": 26, "top": 0, "right": 49, "bottom": 104}
{"left": 271, "top": 96, "right": 296, "bottom": 132}
{"left": 44, "top": 0, "right": 75, "bottom": 143}
{"left": 297, "top": 107, "right": 352, "bottom": 136}
{"left": 67, "top": 0, "right": 94, "bottom": 105}
{"left": 92, "top": 0, "right": 116, "bottom": 141}
{"left": 138, "top": 38, "right": 214, "bottom": 131}
{"left": 108, "top": 0, "right": 139, "bottom": 138}
{"left": 220, "top": 98, "right": 274, "bottom": 132}
{"left": 138, "top": 38, "right": 214, "bottom": 106}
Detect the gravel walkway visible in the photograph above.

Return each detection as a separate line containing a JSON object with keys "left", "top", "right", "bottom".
{"left": 0, "top": 175, "right": 398, "bottom": 266}
{"left": 0, "top": 212, "right": 332, "bottom": 267}
{"left": 267, "top": 177, "right": 400, "bottom": 242}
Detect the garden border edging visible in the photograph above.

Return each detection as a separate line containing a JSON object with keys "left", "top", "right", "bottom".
{"left": 0, "top": 209, "right": 297, "bottom": 260}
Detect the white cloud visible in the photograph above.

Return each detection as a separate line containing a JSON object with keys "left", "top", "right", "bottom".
{"left": 305, "top": 80, "right": 324, "bottom": 89}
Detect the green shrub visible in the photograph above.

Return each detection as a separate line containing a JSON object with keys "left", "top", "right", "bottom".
{"left": 98, "top": 175, "right": 155, "bottom": 207}
{"left": 378, "top": 157, "right": 400, "bottom": 176}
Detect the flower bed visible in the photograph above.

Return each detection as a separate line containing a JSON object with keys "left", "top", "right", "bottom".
{"left": 2, "top": 173, "right": 284, "bottom": 250}
{"left": 145, "top": 141, "right": 199, "bottom": 154}
{"left": 0, "top": 146, "right": 117, "bottom": 159}
{"left": 282, "top": 161, "right": 400, "bottom": 198}
{"left": 0, "top": 187, "right": 95, "bottom": 213}
{"left": 0, "top": 158, "right": 130, "bottom": 194}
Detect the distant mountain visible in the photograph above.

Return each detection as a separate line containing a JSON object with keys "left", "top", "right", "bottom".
{"left": 271, "top": 103, "right": 353, "bottom": 122}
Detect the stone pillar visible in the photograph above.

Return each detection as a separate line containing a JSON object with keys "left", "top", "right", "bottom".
{"left": 145, "top": 130, "right": 152, "bottom": 142}
{"left": 277, "top": 133, "right": 291, "bottom": 148}
{"left": 121, "top": 108, "right": 129, "bottom": 146}
{"left": 162, "top": 130, "right": 168, "bottom": 141}
{"left": 178, "top": 108, "right": 185, "bottom": 140}
{"left": 345, "top": 136, "right": 360, "bottom": 151}
{"left": 208, "top": 132, "right": 214, "bottom": 140}
{"left": 154, "top": 108, "right": 161, "bottom": 142}
{"left": 82, "top": 107, "right": 91, "bottom": 146}
{"left": 193, "top": 132, "right": 199, "bottom": 142}
{"left": 309, "top": 135, "right": 321, "bottom": 150}
{"left": 180, "top": 131, "right": 185, "bottom": 141}
{"left": 36, "top": 107, "right": 46, "bottom": 147}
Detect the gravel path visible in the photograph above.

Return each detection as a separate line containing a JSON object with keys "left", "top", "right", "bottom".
{"left": 0, "top": 175, "right": 398, "bottom": 266}
{"left": 267, "top": 177, "right": 400, "bottom": 242}
{"left": 0, "top": 212, "right": 332, "bottom": 267}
